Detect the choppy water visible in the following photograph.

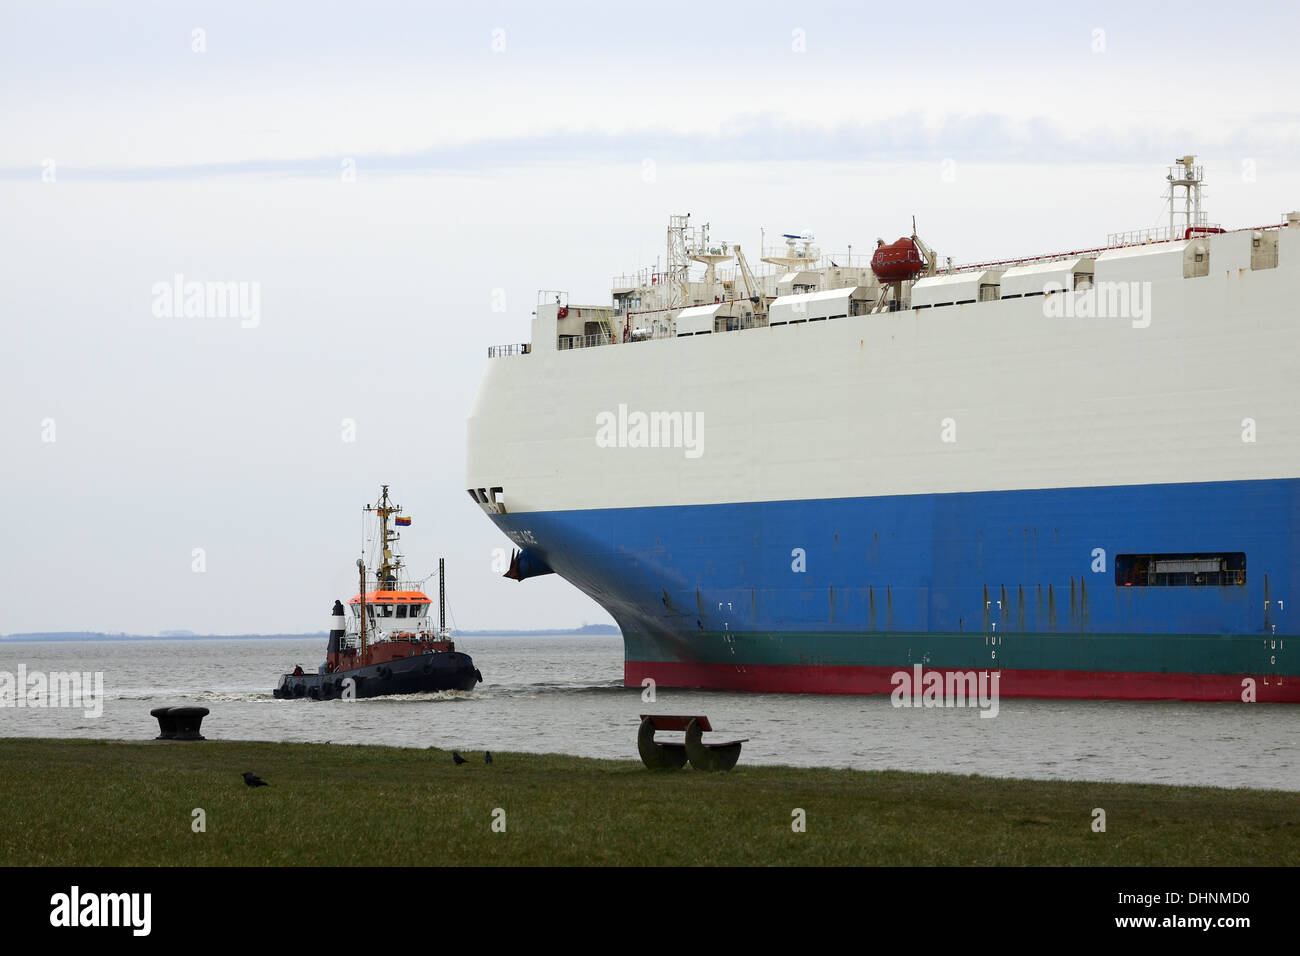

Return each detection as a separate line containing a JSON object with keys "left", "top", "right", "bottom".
{"left": 1, "top": 636, "right": 1297, "bottom": 791}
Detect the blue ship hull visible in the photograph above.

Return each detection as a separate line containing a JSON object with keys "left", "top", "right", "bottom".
{"left": 493, "top": 477, "right": 1299, "bottom": 700}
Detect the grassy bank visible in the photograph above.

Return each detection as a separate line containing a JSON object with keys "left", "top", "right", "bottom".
{"left": 1, "top": 738, "right": 1296, "bottom": 866}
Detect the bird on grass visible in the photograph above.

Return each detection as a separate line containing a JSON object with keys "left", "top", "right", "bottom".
{"left": 452, "top": 752, "right": 467, "bottom": 765}
{"left": 242, "top": 772, "right": 269, "bottom": 788}
{"left": 485, "top": 751, "right": 493, "bottom": 765}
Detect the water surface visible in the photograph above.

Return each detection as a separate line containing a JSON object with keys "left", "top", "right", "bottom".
{"left": 1, "top": 636, "right": 1296, "bottom": 791}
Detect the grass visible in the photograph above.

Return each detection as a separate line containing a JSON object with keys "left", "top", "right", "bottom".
{"left": 1, "top": 737, "right": 1296, "bottom": 866}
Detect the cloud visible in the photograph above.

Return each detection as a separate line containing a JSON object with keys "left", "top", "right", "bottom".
{"left": 8, "top": 110, "right": 1300, "bottom": 183}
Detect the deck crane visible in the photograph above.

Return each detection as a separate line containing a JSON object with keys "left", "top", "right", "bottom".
{"left": 732, "top": 244, "right": 767, "bottom": 318}
{"left": 910, "top": 216, "right": 939, "bottom": 277}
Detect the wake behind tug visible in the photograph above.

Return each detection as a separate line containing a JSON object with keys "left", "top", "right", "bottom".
{"left": 274, "top": 486, "right": 482, "bottom": 700}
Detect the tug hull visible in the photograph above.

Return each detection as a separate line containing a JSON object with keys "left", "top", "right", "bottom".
{"left": 274, "top": 651, "right": 481, "bottom": 700}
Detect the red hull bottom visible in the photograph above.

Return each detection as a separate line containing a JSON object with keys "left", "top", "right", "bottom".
{"left": 626, "top": 661, "right": 1299, "bottom": 703}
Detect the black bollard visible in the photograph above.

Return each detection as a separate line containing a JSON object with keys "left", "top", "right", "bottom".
{"left": 150, "top": 707, "right": 178, "bottom": 740}
{"left": 151, "top": 706, "right": 209, "bottom": 741}
{"left": 169, "top": 706, "right": 210, "bottom": 740}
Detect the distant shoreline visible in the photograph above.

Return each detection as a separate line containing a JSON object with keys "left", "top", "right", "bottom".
{"left": 0, "top": 624, "right": 620, "bottom": 642}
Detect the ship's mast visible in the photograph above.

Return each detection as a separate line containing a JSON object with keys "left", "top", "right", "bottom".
{"left": 686, "top": 222, "right": 731, "bottom": 302}
{"left": 664, "top": 214, "right": 691, "bottom": 310}
{"left": 1166, "top": 155, "right": 1206, "bottom": 238}
{"left": 356, "top": 558, "right": 368, "bottom": 662}
{"left": 364, "top": 484, "right": 404, "bottom": 590}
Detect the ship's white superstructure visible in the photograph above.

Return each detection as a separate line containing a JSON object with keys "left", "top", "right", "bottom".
{"left": 471, "top": 160, "right": 1300, "bottom": 516}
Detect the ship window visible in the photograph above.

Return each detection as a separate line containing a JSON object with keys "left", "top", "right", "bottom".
{"left": 411, "top": 605, "right": 425, "bottom": 618}
{"left": 396, "top": 605, "right": 408, "bottom": 618}
{"left": 1115, "top": 552, "right": 1246, "bottom": 587}
{"left": 351, "top": 606, "right": 360, "bottom": 618}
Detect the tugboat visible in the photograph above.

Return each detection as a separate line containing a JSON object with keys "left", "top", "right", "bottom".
{"left": 274, "top": 485, "right": 482, "bottom": 700}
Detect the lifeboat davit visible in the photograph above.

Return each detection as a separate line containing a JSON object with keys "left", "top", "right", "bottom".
{"left": 871, "top": 238, "right": 925, "bottom": 282}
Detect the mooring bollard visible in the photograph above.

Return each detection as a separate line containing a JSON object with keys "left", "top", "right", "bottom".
{"left": 170, "top": 706, "right": 209, "bottom": 740}
{"left": 151, "top": 706, "right": 209, "bottom": 741}
{"left": 151, "top": 707, "right": 178, "bottom": 740}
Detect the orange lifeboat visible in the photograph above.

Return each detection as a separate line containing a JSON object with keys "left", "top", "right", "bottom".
{"left": 871, "top": 238, "right": 925, "bottom": 282}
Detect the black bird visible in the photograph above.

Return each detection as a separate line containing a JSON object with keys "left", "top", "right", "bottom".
{"left": 452, "top": 752, "right": 467, "bottom": 765}
{"left": 485, "top": 751, "right": 493, "bottom": 764}
{"left": 242, "top": 772, "right": 269, "bottom": 788}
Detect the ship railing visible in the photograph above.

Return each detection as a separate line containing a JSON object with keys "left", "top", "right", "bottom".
{"left": 558, "top": 332, "right": 615, "bottom": 351}
{"left": 1106, "top": 226, "right": 1174, "bottom": 247}
{"left": 719, "top": 314, "right": 767, "bottom": 331}
{"left": 762, "top": 252, "right": 871, "bottom": 271}
{"left": 761, "top": 243, "right": 818, "bottom": 261}
{"left": 819, "top": 253, "right": 873, "bottom": 269}
{"left": 488, "top": 343, "right": 531, "bottom": 358}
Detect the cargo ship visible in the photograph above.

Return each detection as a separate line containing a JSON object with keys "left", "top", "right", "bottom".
{"left": 467, "top": 157, "right": 1299, "bottom": 702}
{"left": 275, "top": 486, "right": 481, "bottom": 700}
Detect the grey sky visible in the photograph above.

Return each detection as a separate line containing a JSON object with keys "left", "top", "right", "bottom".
{"left": 3, "top": 1, "right": 1299, "bottom": 634}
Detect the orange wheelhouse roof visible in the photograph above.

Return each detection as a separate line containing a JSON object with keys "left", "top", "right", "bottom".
{"left": 348, "top": 591, "right": 430, "bottom": 604}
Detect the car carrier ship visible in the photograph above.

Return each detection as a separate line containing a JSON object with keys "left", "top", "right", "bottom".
{"left": 467, "top": 157, "right": 1300, "bottom": 701}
